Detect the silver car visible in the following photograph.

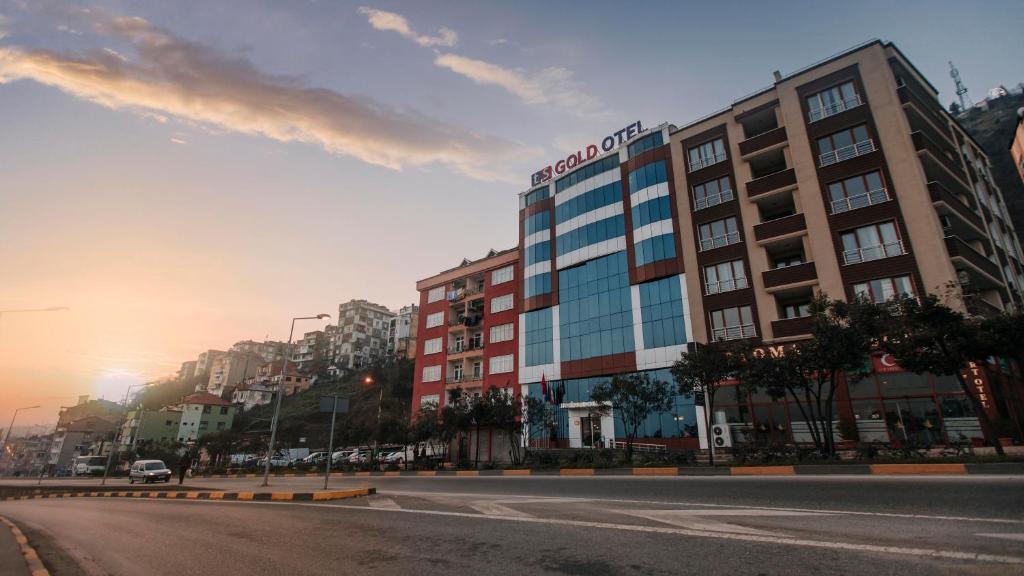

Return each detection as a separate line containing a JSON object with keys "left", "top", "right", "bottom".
{"left": 128, "top": 459, "right": 172, "bottom": 484}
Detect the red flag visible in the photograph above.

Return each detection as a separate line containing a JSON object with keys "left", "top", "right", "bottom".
{"left": 540, "top": 374, "right": 548, "bottom": 402}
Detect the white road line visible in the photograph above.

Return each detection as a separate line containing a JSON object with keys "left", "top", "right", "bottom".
{"left": 468, "top": 502, "right": 533, "bottom": 518}
{"left": 976, "top": 533, "right": 1024, "bottom": 543}
{"left": 367, "top": 497, "right": 401, "bottom": 510}
{"left": 615, "top": 510, "right": 774, "bottom": 536}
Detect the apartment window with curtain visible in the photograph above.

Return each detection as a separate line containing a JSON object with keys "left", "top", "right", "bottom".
{"left": 692, "top": 176, "right": 733, "bottom": 211}
{"left": 423, "top": 337, "right": 442, "bottom": 355}
{"left": 840, "top": 221, "right": 905, "bottom": 265}
{"left": 806, "top": 81, "right": 861, "bottom": 122}
{"left": 704, "top": 259, "right": 748, "bottom": 294}
{"left": 489, "top": 323, "right": 514, "bottom": 343}
{"left": 817, "top": 124, "right": 874, "bottom": 167}
{"left": 828, "top": 171, "right": 888, "bottom": 214}
{"left": 489, "top": 354, "right": 514, "bottom": 374}
{"left": 490, "top": 294, "right": 514, "bottom": 314}
{"left": 427, "top": 286, "right": 445, "bottom": 303}
{"left": 853, "top": 276, "right": 915, "bottom": 303}
{"left": 699, "top": 217, "right": 740, "bottom": 251}
{"left": 422, "top": 365, "right": 441, "bottom": 382}
{"left": 687, "top": 138, "right": 727, "bottom": 172}
{"left": 491, "top": 265, "right": 514, "bottom": 285}
{"left": 710, "top": 306, "right": 756, "bottom": 341}
{"left": 425, "top": 311, "right": 444, "bottom": 329}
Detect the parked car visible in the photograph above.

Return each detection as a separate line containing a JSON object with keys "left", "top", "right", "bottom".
{"left": 383, "top": 448, "right": 413, "bottom": 465}
{"left": 257, "top": 454, "right": 292, "bottom": 468}
{"left": 302, "top": 452, "right": 327, "bottom": 465}
{"left": 128, "top": 460, "right": 172, "bottom": 484}
{"left": 72, "top": 456, "right": 107, "bottom": 477}
{"left": 347, "top": 450, "right": 370, "bottom": 464}
{"left": 331, "top": 450, "right": 355, "bottom": 464}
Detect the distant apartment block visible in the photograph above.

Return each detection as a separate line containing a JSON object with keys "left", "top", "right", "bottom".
{"left": 292, "top": 330, "right": 328, "bottom": 374}
{"left": 332, "top": 299, "right": 396, "bottom": 371}
{"left": 176, "top": 393, "right": 236, "bottom": 442}
{"left": 204, "top": 352, "right": 261, "bottom": 397}
{"left": 389, "top": 304, "right": 419, "bottom": 359}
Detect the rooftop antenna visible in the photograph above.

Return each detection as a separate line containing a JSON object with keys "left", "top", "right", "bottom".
{"left": 949, "top": 61, "right": 971, "bottom": 110}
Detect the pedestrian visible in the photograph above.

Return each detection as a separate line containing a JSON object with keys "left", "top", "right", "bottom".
{"left": 178, "top": 451, "right": 191, "bottom": 485}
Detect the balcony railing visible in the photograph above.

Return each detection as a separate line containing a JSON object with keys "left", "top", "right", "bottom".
{"left": 699, "top": 231, "right": 741, "bottom": 252}
{"left": 842, "top": 240, "right": 906, "bottom": 265}
{"left": 746, "top": 168, "right": 797, "bottom": 198}
{"left": 830, "top": 187, "right": 890, "bottom": 214}
{"left": 705, "top": 277, "right": 749, "bottom": 295}
{"left": 818, "top": 139, "right": 875, "bottom": 167}
{"left": 711, "top": 324, "right": 757, "bottom": 341}
{"left": 445, "top": 374, "right": 483, "bottom": 385}
{"left": 688, "top": 152, "right": 728, "bottom": 172}
{"left": 448, "top": 343, "right": 484, "bottom": 355}
{"left": 808, "top": 95, "right": 862, "bottom": 123}
{"left": 693, "top": 188, "right": 734, "bottom": 211}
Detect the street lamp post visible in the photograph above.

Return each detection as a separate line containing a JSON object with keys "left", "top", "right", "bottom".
{"left": 102, "top": 382, "right": 154, "bottom": 486}
{"left": 262, "top": 313, "right": 330, "bottom": 487}
{"left": 1, "top": 406, "right": 40, "bottom": 462}
{"left": 365, "top": 376, "right": 383, "bottom": 468}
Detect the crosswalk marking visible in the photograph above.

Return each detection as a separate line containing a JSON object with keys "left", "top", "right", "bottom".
{"left": 367, "top": 497, "right": 401, "bottom": 510}
{"left": 468, "top": 501, "right": 533, "bottom": 518}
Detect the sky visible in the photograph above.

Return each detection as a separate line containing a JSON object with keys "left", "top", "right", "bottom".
{"left": 1, "top": 0, "right": 1022, "bottom": 431}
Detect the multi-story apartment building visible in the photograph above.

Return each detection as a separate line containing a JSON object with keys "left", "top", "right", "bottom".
{"left": 194, "top": 350, "right": 226, "bottom": 378}
{"left": 230, "top": 340, "right": 292, "bottom": 363}
{"left": 203, "top": 352, "right": 261, "bottom": 397}
{"left": 412, "top": 249, "right": 519, "bottom": 411}
{"left": 177, "top": 360, "right": 197, "bottom": 381}
{"left": 512, "top": 40, "right": 1024, "bottom": 449}
{"left": 333, "top": 300, "right": 396, "bottom": 371}
{"left": 292, "top": 330, "right": 328, "bottom": 374}
{"left": 176, "top": 392, "right": 236, "bottom": 442}
{"left": 388, "top": 304, "right": 419, "bottom": 359}
{"left": 118, "top": 408, "right": 182, "bottom": 448}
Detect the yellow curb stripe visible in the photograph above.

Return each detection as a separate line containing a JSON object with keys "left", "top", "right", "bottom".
{"left": 208, "top": 492, "right": 225, "bottom": 500}
{"left": 1, "top": 515, "right": 52, "bottom": 576}
{"left": 633, "top": 467, "right": 679, "bottom": 476}
{"left": 271, "top": 493, "right": 294, "bottom": 501}
{"left": 384, "top": 471, "right": 401, "bottom": 477}
{"left": 236, "top": 492, "right": 254, "bottom": 501}
{"left": 354, "top": 472, "right": 371, "bottom": 477}
{"left": 560, "top": 468, "right": 594, "bottom": 476}
{"left": 730, "top": 466, "right": 796, "bottom": 475}
{"left": 869, "top": 463, "right": 967, "bottom": 475}
{"left": 416, "top": 471, "right": 437, "bottom": 476}
{"left": 502, "top": 469, "right": 531, "bottom": 476}
{"left": 455, "top": 470, "right": 479, "bottom": 476}
{"left": 185, "top": 492, "right": 199, "bottom": 499}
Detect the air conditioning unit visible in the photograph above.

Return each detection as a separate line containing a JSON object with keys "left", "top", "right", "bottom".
{"left": 711, "top": 423, "right": 733, "bottom": 448}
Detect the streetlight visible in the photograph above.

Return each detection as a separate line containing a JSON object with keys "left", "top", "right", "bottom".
{"left": 102, "top": 382, "right": 155, "bottom": 485}
{"left": 365, "top": 375, "right": 384, "bottom": 467}
{"left": 262, "top": 313, "right": 331, "bottom": 487}
{"left": 1, "top": 406, "right": 40, "bottom": 462}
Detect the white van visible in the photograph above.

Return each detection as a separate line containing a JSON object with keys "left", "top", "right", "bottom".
{"left": 73, "top": 456, "right": 107, "bottom": 476}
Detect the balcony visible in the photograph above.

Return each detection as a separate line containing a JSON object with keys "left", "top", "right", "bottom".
{"left": 842, "top": 241, "right": 906, "bottom": 266}
{"left": 945, "top": 236, "right": 1001, "bottom": 280}
{"left": 763, "top": 261, "right": 817, "bottom": 290}
{"left": 739, "top": 126, "right": 787, "bottom": 157}
{"left": 818, "top": 139, "right": 876, "bottom": 168}
{"left": 929, "top": 181, "right": 983, "bottom": 232}
{"left": 771, "top": 316, "right": 813, "bottom": 339}
{"left": 445, "top": 374, "right": 483, "bottom": 386}
{"left": 830, "top": 188, "right": 890, "bottom": 215}
{"left": 688, "top": 152, "right": 728, "bottom": 173}
{"left": 754, "top": 213, "right": 806, "bottom": 242}
{"left": 912, "top": 131, "right": 968, "bottom": 185}
{"left": 448, "top": 315, "right": 481, "bottom": 328}
{"left": 897, "top": 84, "right": 952, "bottom": 145}
{"left": 705, "top": 277, "right": 749, "bottom": 296}
{"left": 693, "top": 187, "right": 735, "bottom": 211}
{"left": 699, "top": 231, "right": 741, "bottom": 252}
{"left": 447, "top": 343, "right": 484, "bottom": 359}
{"left": 808, "top": 95, "right": 862, "bottom": 123}
{"left": 746, "top": 168, "right": 797, "bottom": 199}
{"left": 711, "top": 324, "right": 757, "bottom": 342}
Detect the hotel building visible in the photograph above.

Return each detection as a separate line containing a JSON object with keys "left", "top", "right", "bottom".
{"left": 513, "top": 40, "right": 1024, "bottom": 449}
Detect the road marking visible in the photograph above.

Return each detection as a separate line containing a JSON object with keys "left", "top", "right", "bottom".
{"left": 468, "top": 501, "right": 533, "bottom": 518}
{"left": 977, "top": 533, "right": 1024, "bottom": 542}
{"left": 367, "top": 497, "right": 401, "bottom": 510}
{"left": 615, "top": 510, "right": 774, "bottom": 536}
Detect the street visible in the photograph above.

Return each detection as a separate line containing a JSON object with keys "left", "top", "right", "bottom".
{"left": 2, "top": 475, "right": 1023, "bottom": 575}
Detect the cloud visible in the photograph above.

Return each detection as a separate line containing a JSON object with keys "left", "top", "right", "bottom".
{"left": 0, "top": 13, "right": 533, "bottom": 181}
{"left": 170, "top": 137, "right": 187, "bottom": 145}
{"left": 357, "top": 6, "right": 456, "bottom": 48}
{"left": 434, "top": 53, "right": 609, "bottom": 119}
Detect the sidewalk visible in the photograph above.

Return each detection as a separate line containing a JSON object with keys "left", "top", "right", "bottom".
{"left": 0, "top": 518, "right": 30, "bottom": 576}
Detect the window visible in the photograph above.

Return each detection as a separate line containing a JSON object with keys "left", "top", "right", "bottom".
{"left": 490, "top": 323, "right": 514, "bottom": 343}
{"left": 627, "top": 131, "right": 664, "bottom": 158}
{"left": 490, "top": 294, "right": 514, "bottom": 314}
{"left": 704, "top": 260, "right": 748, "bottom": 294}
{"left": 781, "top": 302, "right": 811, "bottom": 319}
{"left": 420, "top": 394, "right": 439, "bottom": 407}
{"left": 524, "top": 242, "right": 551, "bottom": 266}
{"left": 817, "top": 125, "right": 873, "bottom": 167}
{"left": 635, "top": 233, "right": 677, "bottom": 266}
{"left": 427, "top": 286, "right": 445, "bottom": 303}
{"left": 692, "top": 176, "right": 733, "bottom": 211}
{"left": 425, "top": 311, "right": 444, "bottom": 329}
{"left": 217, "top": 422, "right": 226, "bottom": 430}
{"left": 698, "top": 217, "right": 740, "bottom": 251}
{"left": 524, "top": 211, "right": 550, "bottom": 236}
{"left": 687, "top": 138, "right": 727, "bottom": 172}
{"left": 525, "top": 187, "right": 549, "bottom": 207}
{"left": 806, "top": 81, "right": 861, "bottom": 122}
{"left": 422, "top": 365, "right": 441, "bottom": 382}
{"left": 558, "top": 252, "right": 635, "bottom": 362}
{"left": 631, "top": 196, "right": 672, "bottom": 229}
{"left": 220, "top": 407, "right": 229, "bottom": 415}
{"left": 828, "top": 171, "right": 888, "bottom": 214}
{"left": 489, "top": 354, "right": 514, "bottom": 374}
{"left": 492, "top": 265, "right": 514, "bottom": 285}
{"left": 524, "top": 308, "right": 554, "bottom": 366}
{"left": 524, "top": 273, "right": 552, "bottom": 298}
{"left": 639, "top": 277, "right": 687, "bottom": 348}
{"left": 853, "top": 276, "right": 915, "bottom": 303}
{"left": 555, "top": 155, "right": 620, "bottom": 194}
{"left": 627, "top": 160, "right": 668, "bottom": 192}
{"left": 555, "top": 181, "right": 622, "bottom": 224}
{"left": 555, "top": 215, "right": 626, "bottom": 256}
{"left": 840, "top": 221, "right": 904, "bottom": 264}
{"left": 423, "top": 337, "right": 443, "bottom": 355}
{"left": 710, "top": 306, "right": 756, "bottom": 341}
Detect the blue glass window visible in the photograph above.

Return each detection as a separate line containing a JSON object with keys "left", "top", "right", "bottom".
{"left": 635, "top": 233, "right": 677, "bottom": 266}
{"left": 555, "top": 156, "right": 620, "bottom": 194}
{"left": 627, "top": 160, "right": 668, "bottom": 192}
{"left": 555, "top": 181, "right": 622, "bottom": 225}
{"left": 555, "top": 215, "right": 626, "bottom": 256}
{"left": 627, "top": 131, "right": 664, "bottom": 158}
{"left": 524, "top": 308, "right": 554, "bottom": 366}
{"left": 524, "top": 273, "right": 551, "bottom": 299}
{"left": 525, "top": 187, "right": 549, "bottom": 207}
{"left": 524, "top": 211, "right": 550, "bottom": 236}
{"left": 525, "top": 241, "right": 551, "bottom": 266}
{"left": 639, "top": 277, "right": 687, "bottom": 349}
{"left": 558, "top": 252, "right": 635, "bottom": 362}
{"left": 631, "top": 196, "right": 673, "bottom": 229}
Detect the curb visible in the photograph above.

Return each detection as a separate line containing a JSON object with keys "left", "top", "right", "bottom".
{"left": 0, "top": 488, "right": 374, "bottom": 503}
{"left": 1, "top": 515, "right": 50, "bottom": 576}
{"left": 193, "top": 462, "right": 1024, "bottom": 478}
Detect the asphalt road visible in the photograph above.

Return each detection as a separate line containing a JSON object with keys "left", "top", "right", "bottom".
{"left": 2, "top": 475, "right": 1023, "bottom": 575}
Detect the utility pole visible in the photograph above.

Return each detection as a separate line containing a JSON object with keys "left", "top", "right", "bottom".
{"left": 949, "top": 61, "right": 971, "bottom": 111}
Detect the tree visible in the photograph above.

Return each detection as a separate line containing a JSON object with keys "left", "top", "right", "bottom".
{"left": 881, "top": 294, "right": 1005, "bottom": 455}
{"left": 438, "top": 389, "right": 471, "bottom": 465}
{"left": 978, "top": 309, "right": 1024, "bottom": 376}
{"left": 485, "top": 386, "right": 525, "bottom": 466}
{"left": 524, "top": 395, "right": 558, "bottom": 448}
{"left": 197, "top": 430, "right": 239, "bottom": 469}
{"left": 671, "top": 341, "right": 741, "bottom": 466}
{"left": 590, "top": 373, "right": 673, "bottom": 462}
{"left": 949, "top": 101, "right": 962, "bottom": 115}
